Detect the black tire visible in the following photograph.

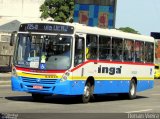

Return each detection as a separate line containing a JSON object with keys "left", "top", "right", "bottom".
{"left": 82, "top": 82, "right": 92, "bottom": 103}
{"left": 128, "top": 79, "right": 137, "bottom": 99}
{"left": 32, "top": 93, "right": 45, "bottom": 101}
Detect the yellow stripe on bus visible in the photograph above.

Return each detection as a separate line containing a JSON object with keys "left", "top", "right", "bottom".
{"left": 71, "top": 76, "right": 154, "bottom": 81}
{"left": 17, "top": 72, "right": 62, "bottom": 79}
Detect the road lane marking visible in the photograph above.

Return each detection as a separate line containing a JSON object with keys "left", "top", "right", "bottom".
{"left": 125, "top": 109, "right": 152, "bottom": 113}
{"left": 151, "top": 93, "right": 160, "bottom": 96}
{"left": 0, "top": 85, "right": 11, "bottom": 87}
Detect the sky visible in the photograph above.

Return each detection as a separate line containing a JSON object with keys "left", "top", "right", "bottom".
{"left": 115, "top": 0, "right": 160, "bottom": 36}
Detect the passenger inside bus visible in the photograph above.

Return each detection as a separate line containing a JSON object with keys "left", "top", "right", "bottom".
{"left": 86, "top": 48, "right": 97, "bottom": 59}
{"left": 86, "top": 42, "right": 97, "bottom": 59}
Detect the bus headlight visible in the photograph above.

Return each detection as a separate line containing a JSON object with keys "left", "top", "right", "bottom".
{"left": 12, "top": 68, "right": 18, "bottom": 77}
{"left": 61, "top": 71, "right": 70, "bottom": 82}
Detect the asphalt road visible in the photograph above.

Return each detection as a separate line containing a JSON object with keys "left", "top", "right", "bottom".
{"left": 0, "top": 79, "right": 160, "bottom": 119}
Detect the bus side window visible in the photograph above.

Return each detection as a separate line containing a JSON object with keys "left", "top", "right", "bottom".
{"left": 86, "top": 34, "right": 98, "bottom": 59}
{"left": 145, "top": 42, "right": 154, "bottom": 63}
{"left": 99, "top": 36, "right": 111, "bottom": 60}
{"left": 112, "top": 37, "right": 123, "bottom": 61}
{"left": 74, "top": 37, "right": 85, "bottom": 66}
{"left": 123, "top": 39, "right": 134, "bottom": 62}
{"left": 135, "top": 41, "right": 144, "bottom": 62}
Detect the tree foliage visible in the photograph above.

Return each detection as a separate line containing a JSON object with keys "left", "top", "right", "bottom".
{"left": 40, "top": 0, "right": 74, "bottom": 22}
{"left": 118, "top": 27, "right": 140, "bottom": 34}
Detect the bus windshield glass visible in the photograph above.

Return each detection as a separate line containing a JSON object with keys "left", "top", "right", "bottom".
{"left": 14, "top": 34, "right": 72, "bottom": 70}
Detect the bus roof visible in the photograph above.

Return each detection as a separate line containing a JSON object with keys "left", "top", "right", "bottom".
{"left": 19, "top": 21, "right": 154, "bottom": 42}
{"left": 73, "top": 23, "right": 154, "bottom": 42}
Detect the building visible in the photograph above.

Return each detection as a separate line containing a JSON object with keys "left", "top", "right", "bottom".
{"left": 74, "top": 0, "right": 117, "bottom": 29}
{"left": 0, "top": 0, "right": 45, "bottom": 40}
{"left": 0, "top": 0, "right": 45, "bottom": 25}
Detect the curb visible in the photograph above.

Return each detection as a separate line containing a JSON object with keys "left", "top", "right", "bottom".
{"left": 0, "top": 81, "right": 11, "bottom": 85}
{"left": 0, "top": 73, "right": 11, "bottom": 81}
{"left": 0, "top": 73, "right": 12, "bottom": 86}
{"left": 0, "top": 81, "right": 11, "bottom": 87}
{"left": 0, "top": 77, "right": 11, "bottom": 81}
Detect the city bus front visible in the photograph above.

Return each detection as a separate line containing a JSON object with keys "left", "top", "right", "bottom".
{"left": 11, "top": 23, "right": 75, "bottom": 97}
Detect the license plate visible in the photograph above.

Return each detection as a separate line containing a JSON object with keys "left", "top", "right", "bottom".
{"left": 33, "top": 85, "right": 43, "bottom": 89}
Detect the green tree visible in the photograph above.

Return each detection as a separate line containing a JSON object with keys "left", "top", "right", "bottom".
{"left": 118, "top": 27, "right": 140, "bottom": 34}
{"left": 40, "top": 0, "right": 74, "bottom": 22}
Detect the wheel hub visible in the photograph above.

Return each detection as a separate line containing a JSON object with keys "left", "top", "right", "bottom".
{"left": 130, "top": 83, "right": 135, "bottom": 96}
{"left": 84, "top": 86, "right": 90, "bottom": 97}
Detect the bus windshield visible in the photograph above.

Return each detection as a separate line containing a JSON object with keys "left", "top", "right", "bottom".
{"left": 14, "top": 34, "right": 72, "bottom": 70}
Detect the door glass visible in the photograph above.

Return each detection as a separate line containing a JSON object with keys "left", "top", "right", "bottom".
{"left": 74, "top": 37, "right": 85, "bottom": 66}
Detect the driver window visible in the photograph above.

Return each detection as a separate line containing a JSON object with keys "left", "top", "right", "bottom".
{"left": 74, "top": 36, "right": 85, "bottom": 66}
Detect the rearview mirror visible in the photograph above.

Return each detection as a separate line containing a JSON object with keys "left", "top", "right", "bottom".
{"left": 10, "top": 31, "right": 17, "bottom": 46}
{"left": 77, "top": 38, "right": 83, "bottom": 49}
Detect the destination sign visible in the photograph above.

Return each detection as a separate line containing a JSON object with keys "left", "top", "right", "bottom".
{"left": 19, "top": 23, "right": 74, "bottom": 34}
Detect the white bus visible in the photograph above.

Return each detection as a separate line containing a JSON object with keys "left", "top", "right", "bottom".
{"left": 10, "top": 22, "right": 154, "bottom": 103}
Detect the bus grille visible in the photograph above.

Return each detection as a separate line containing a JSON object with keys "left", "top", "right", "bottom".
{"left": 22, "top": 77, "right": 58, "bottom": 84}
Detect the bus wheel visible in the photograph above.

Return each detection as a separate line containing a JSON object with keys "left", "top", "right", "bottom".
{"left": 32, "top": 93, "right": 44, "bottom": 101}
{"left": 128, "top": 79, "right": 137, "bottom": 99}
{"left": 82, "top": 82, "right": 92, "bottom": 103}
